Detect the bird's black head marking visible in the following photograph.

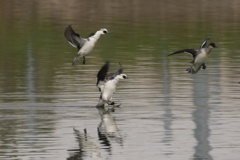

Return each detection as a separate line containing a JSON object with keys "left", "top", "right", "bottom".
{"left": 209, "top": 43, "right": 217, "bottom": 48}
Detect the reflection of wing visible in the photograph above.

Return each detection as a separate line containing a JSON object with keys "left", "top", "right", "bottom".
{"left": 200, "top": 36, "right": 210, "bottom": 49}
{"left": 96, "top": 61, "right": 109, "bottom": 91}
{"left": 97, "top": 127, "right": 111, "bottom": 149}
{"left": 168, "top": 49, "right": 197, "bottom": 59}
{"left": 67, "top": 128, "right": 103, "bottom": 159}
{"left": 64, "top": 25, "right": 86, "bottom": 50}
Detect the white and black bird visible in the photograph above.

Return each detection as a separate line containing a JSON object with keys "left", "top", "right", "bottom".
{"left": 96, "top": 61, "right": 128, "bottom": 107}
{"left": 64, "top": 25, "right": 109, "bottom": 65}
{"left": 168, "top": 36, "right": 217, "bottom": 74}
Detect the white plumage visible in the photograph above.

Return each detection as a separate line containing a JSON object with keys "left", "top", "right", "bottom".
{"left": 168, "top": 36, "right": 217, "bottom": 74}
{"left": 64, "top": 25, "right": 109, "bottom": 65}
{"left": 96, "top": 61, "right": 128, "bottom": 107}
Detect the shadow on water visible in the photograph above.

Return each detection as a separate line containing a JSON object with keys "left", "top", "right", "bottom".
{"left": 67, "top": 106, "right": 123, "bottom": 160}
{"left": 192, "top": 74, "right": 212, "bottom": 160}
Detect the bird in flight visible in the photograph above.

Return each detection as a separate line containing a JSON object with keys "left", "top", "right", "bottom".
{"left": 64, "top": 25, "right": 109, "bottom": 65}
{"left": 168, "top": 36, "right": 217, "bottom": 74}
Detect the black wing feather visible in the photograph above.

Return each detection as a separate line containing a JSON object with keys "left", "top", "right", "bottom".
{"left": 106, "top": 63, "right": 123, "bottom": 80}
{"left": 64, "top": 25, "right": 86, "bottom": 50}
{"left": 168, "top": 49, "right": 197, "bottom": 59}
{"left": 200, "top": 36, "right": 210, "bottom": 49}
{"left": 96, "top": 61, "right": 109, "bottom": 86}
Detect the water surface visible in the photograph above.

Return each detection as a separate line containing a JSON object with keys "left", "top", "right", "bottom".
{"left": 0, "top": 0, "right": 240, "bottom": 160}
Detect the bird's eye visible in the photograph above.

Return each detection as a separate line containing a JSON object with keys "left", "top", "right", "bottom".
{"left": 123, "top": 75, "right": 126, "bottom": 79}
{"left": 103, "top": 30, "right": 107, "bottom": 34}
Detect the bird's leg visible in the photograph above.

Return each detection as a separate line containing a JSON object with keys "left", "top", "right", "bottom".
{"left": 201, "top": 63, "right": 207, "bottom": 70}
{"left": 82, "top": 56, "right": 86, "bottom": 64}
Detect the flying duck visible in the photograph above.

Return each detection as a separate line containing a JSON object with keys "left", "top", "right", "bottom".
{"left": 64, "top": 25, "right": 109, "bottom": 65}
{"left": 168, "top": 36, "right": 217, "bottom": 74}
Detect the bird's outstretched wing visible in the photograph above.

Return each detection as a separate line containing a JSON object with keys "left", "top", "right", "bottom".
{"left": 96, "top": 61, "right": 110, "bottom": 91}
{"left": 106, "top": 63, "right": 123, "bottom": 80}
{"left": 199, "top": 36, "right": 210, "bottom": 49}
{"left": 168, "top": 49, "right": 197, "bottom": 59}
{"left": 64, "top": 25, "right": 86, "bottom": 50}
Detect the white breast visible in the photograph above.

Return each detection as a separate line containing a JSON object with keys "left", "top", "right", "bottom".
{"left": 102, "top": 80, "right": 117, "bottom": 101}
{"left": 194, "top": 49, "right": 208, "bottom": 64}
{"left": 78, "top": 38, "right": 96, "bottom": 55}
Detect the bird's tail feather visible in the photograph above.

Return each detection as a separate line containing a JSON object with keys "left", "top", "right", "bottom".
{"left": 72, "top": 54, "right": 80, "bottom": 65}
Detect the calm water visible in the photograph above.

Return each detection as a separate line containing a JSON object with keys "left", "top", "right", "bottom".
{"left": 0, "top": 0, "right": 240, "bottom": 160}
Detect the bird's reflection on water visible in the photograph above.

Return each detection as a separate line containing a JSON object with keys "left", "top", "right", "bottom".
{"left": 67, "top": 106, "right": 123, "bottom": 160}
{"left": 97, "top": 106, "right": 124, "bottom": 147}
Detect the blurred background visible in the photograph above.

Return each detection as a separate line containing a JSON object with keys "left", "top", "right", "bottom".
{"left": 0, "top": 0, "right": 240, "bottom": 160}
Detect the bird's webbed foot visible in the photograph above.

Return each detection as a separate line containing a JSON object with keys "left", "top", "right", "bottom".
{"left": 106, "top": 101, "right": 121, "bottom": 112}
